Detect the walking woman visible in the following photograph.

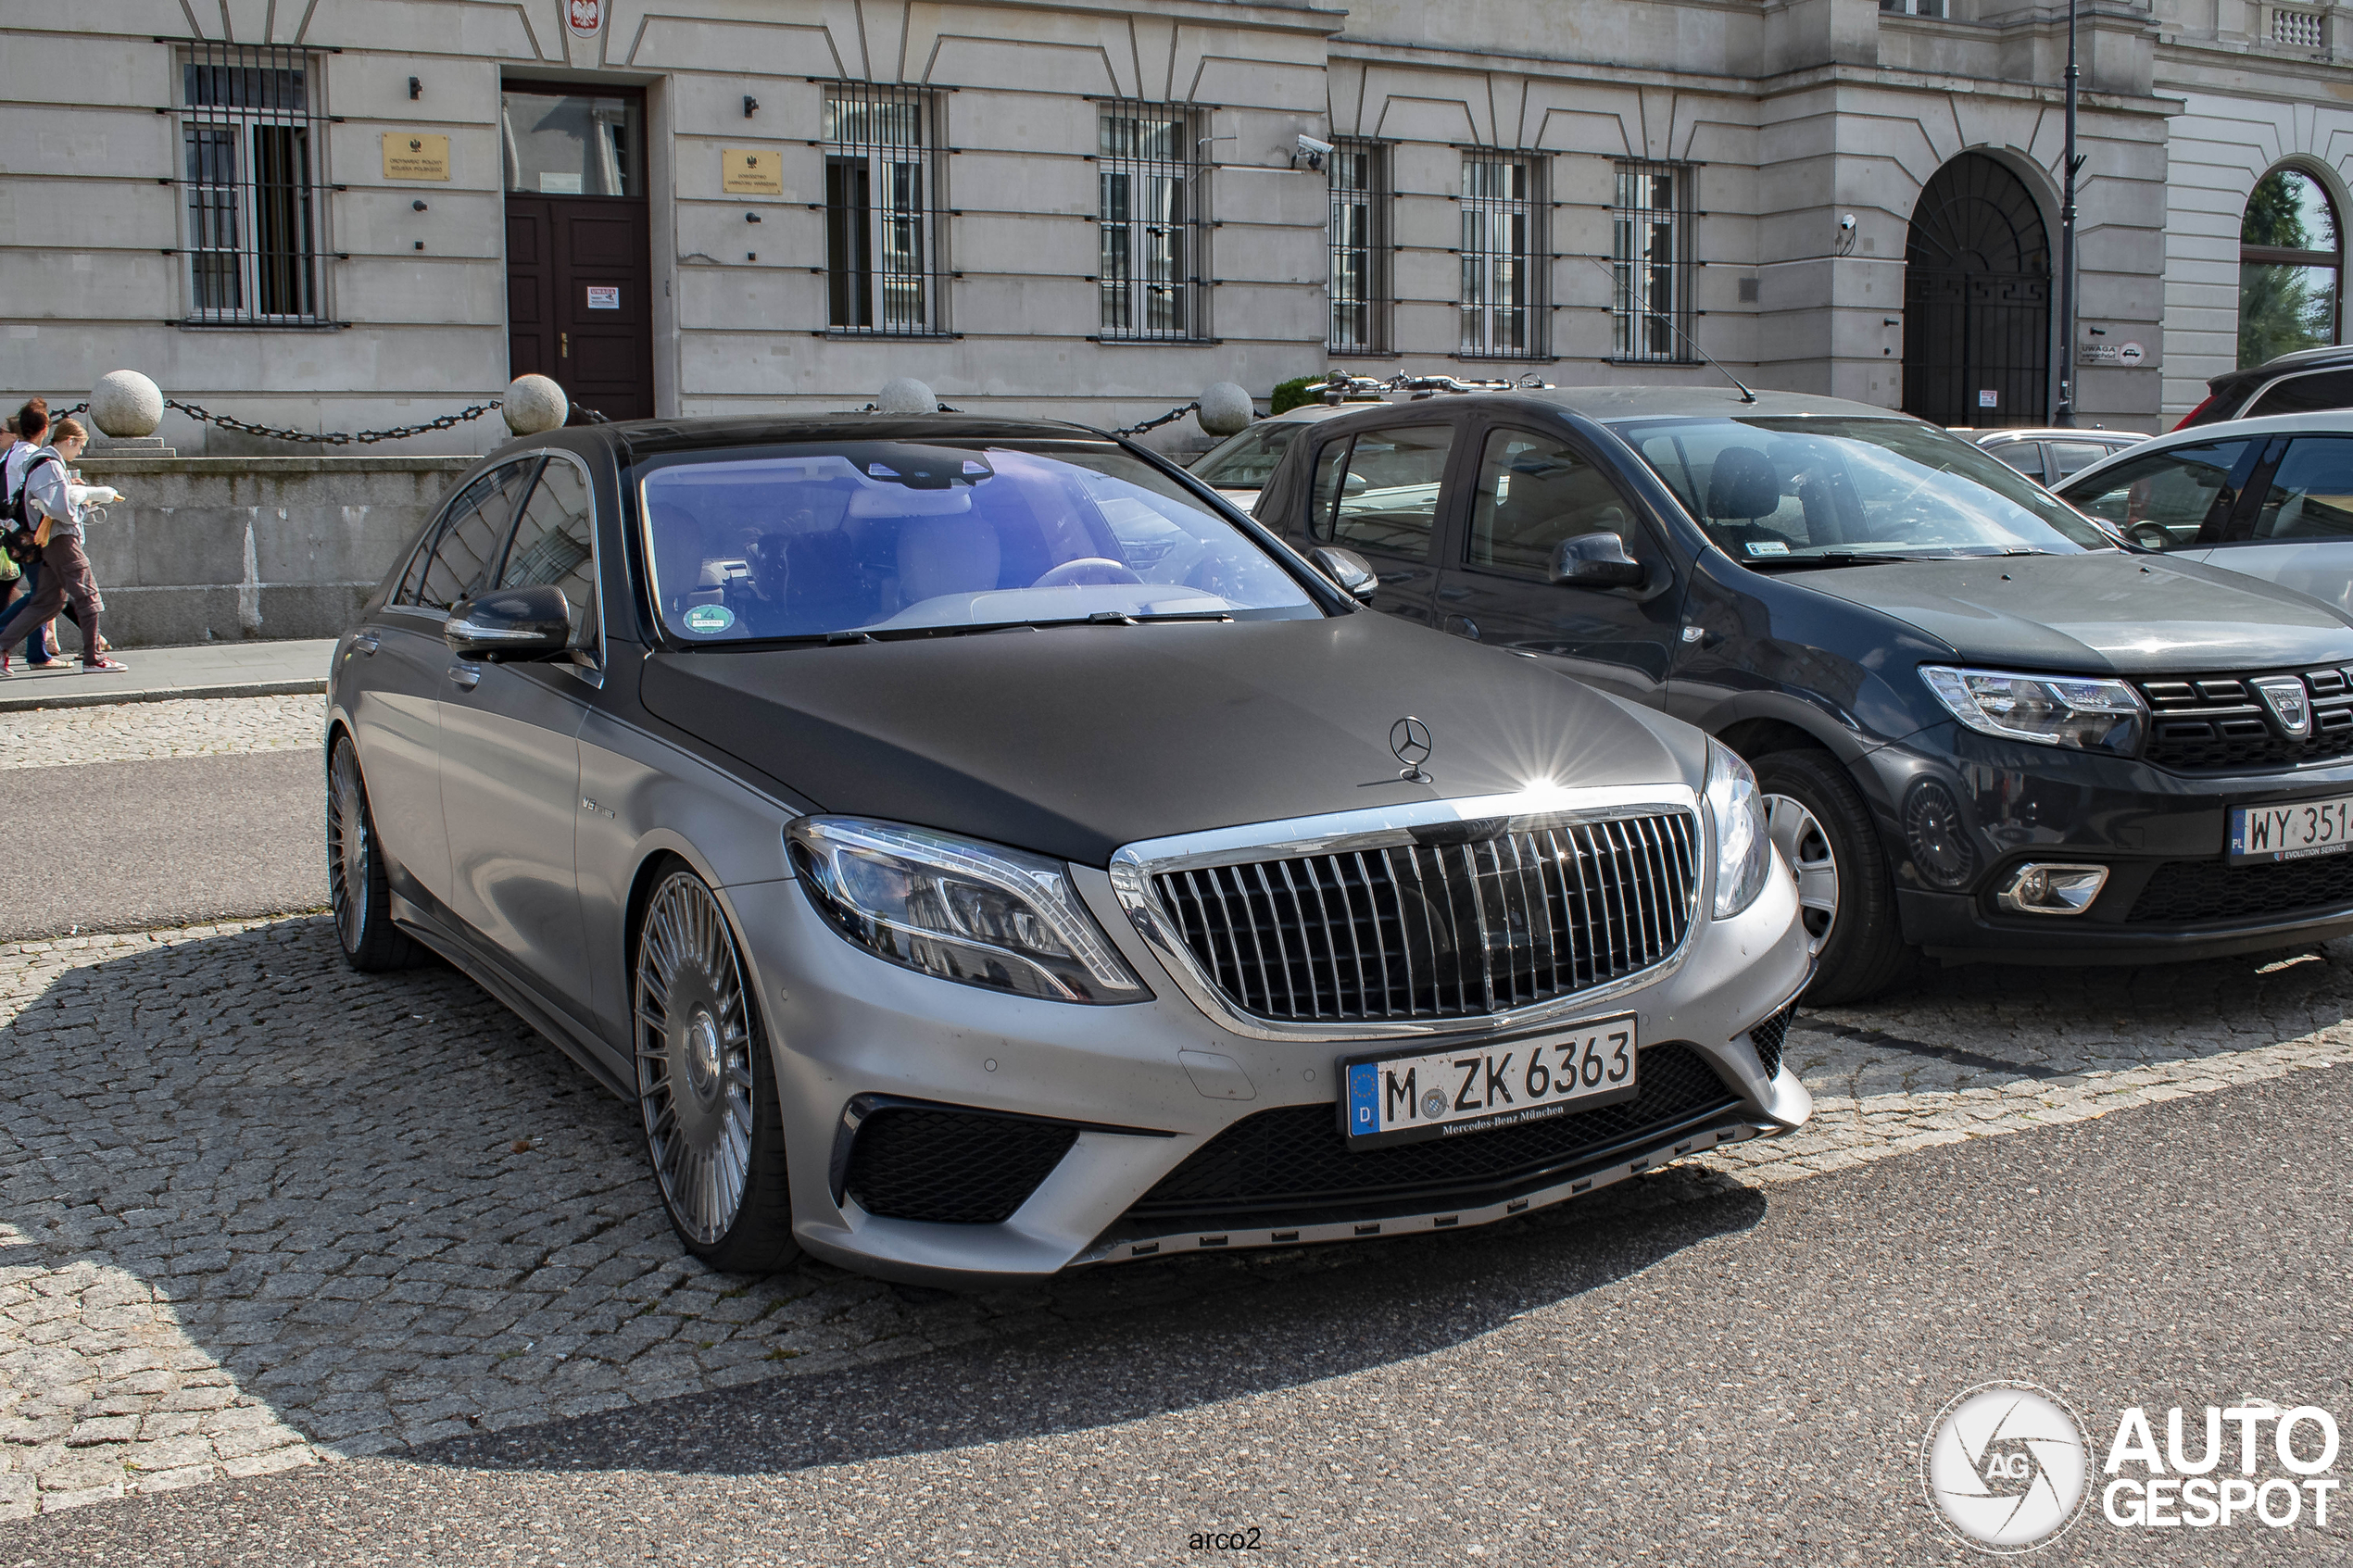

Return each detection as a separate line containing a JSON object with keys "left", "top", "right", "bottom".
{"left": 0, "top": 408, "right": 125, "bottom": 673}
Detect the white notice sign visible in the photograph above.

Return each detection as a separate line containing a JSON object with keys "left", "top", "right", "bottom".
{"left": 1978, "top": 389, "right": 1998, "bottom": 408}
{"left": 586, "top": 286, "right": 620, "bottom": 309}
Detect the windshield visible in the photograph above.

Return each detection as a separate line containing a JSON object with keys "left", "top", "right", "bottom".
{"left": 1617, "top": 416, "right": 2115, "bottom": 563}
{"left": 1190, "top": 420, "right": 1310, "bottom": 490}
{"left": 637, "top": 439, "right": 1319, "bottom": 643}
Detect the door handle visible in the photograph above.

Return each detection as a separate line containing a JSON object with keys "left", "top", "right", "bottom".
{"left": 1442, "top": 614, "right": 1481, "bottom": 640}
{"left": 447, "top": 661, "right": 481, "bottom": 690}
{"left": 348, "top": 633, "right": 379, "bottom": 656}
{"left": 560, "top": 331, "right": 570, "bottom": 358}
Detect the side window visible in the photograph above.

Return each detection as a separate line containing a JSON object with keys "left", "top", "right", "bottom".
{"left": 1307, "top": 437, "right": 1351, "bottom": 538}
{"left": 497, "top": 457, "right": 598, "bottom": 646}
{"left": 1466, "top": 428, "right": 1649, "bottom": 579}
{"left": 1984, "top": 442, "right": 2045, "bottom": 482}
{"left": 1193, "top": 423, "right": 1302, "bottom": 491}
{"left": 2060, "top": 441, "right": 2250, "bottom": 550}
{"left": 415, "top": 460, "right": 538, "bottom": 610}
{"left": 1327, "top": 423, "right": 1453, "bottom": 556}
{"left": 396, "top": 468, "right": 509, "bottom": 606}
{"left": 2245, "top": 437, "right": 2353, "bottom": 541}
{"left": 2046, "top": 441, "right": 2120, "bottom": 483}
{"left": 2244, "top": 370, "right": 2353, "bottom": 420}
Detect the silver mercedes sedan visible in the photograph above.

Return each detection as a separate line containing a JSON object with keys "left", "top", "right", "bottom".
{"left": 323, "top": 413, "right": 1813, "bottom": 1286}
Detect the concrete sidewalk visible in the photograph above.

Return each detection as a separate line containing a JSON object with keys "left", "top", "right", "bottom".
{"left": 0, "top": 637, "right": 334, "bottom": 712}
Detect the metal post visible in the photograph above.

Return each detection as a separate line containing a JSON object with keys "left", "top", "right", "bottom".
{"left": 2055, "top": 0, "right": 2080, "bottom": 426}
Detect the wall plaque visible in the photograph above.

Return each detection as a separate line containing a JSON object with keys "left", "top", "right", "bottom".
{"left": 382, "top": 133, "right": 450, "bottom": 182}
{"left": 722, "top": 149, "right": 783, "bottom": 196}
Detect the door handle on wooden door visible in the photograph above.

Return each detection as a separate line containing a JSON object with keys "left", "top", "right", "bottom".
{"left": 560, "top": 332, "right": 570, "bottom": 358}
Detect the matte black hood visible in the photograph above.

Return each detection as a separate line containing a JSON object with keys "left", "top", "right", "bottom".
{"left": 1792, "top": 551, "right": 2353, "bottom": 673}
{"left": 640, "top": 615, "right": 1692, "bottom": 866}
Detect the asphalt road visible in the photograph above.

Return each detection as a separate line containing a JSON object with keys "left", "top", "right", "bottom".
{"left": 6, "top": 1063, "right": 2345, "bottom": 1565}
{"left": 0, "top": 751, "right": 323, "bottom": 940}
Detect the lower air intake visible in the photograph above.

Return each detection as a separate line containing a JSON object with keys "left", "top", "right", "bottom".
{"left": 844, "top": 1107, "right": 1079, "bottom": 1225}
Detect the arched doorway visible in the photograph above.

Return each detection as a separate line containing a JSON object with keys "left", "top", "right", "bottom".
{"left": 1902, "top": 153, "right": 2051, "bottom": 428}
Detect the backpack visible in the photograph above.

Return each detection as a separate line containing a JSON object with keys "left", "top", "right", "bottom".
{"left": 3, "top": 447, "right": 60, "bottom": 565}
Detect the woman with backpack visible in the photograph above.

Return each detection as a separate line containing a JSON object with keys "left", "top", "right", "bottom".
{"left": 1, "top": 398, "right": 94, "bottom": 669}
{"left": 0, "top": 404, "right": 125, "bottom": 674}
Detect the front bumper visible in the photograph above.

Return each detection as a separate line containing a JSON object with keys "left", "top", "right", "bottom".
{"left": 721, "top": 858, "right": 1814, "bottom": 1288}
{"left": 1856, "top": 723, "right": 2353, "bottom": 962}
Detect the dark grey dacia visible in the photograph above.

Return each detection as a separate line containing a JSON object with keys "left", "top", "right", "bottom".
{"left": 323, "top": 415, "right": 1811, "bottom": 1285}
{"left": 1254, "top": 386, "right": 2353, "bottom": 1004}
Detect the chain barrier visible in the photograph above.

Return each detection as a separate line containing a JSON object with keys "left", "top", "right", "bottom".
{"left": 159, "top": 396, "right": 506, "bottom": 446}
{"left": 1114, "top": 400, "right": 1205, "bottom": 437}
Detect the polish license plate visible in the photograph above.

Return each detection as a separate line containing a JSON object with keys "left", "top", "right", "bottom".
{"left": 1339, "top": 1013, "right": 1638, "bottom": 1150}
{"left": 2228, "top": 796, "right": 2353, "bottom": 864}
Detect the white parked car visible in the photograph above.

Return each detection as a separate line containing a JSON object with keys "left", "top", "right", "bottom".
{"left": 2054, "top": 410, "right": 2353, "bottom": 613}
{"left": 1188, "top": 403, "right": 1363, "bottom": 514}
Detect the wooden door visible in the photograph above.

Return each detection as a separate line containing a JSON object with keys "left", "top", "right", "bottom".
{"left": 505, "top": 194, "right": 652, "bottom": 420}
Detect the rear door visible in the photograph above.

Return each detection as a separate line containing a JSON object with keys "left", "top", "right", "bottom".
{"left": 2192, "top": 434, "right": 2353, "bottom": 615}
{"left": 437, "top": 452, "right": 601, "bottom": 1015}
{"left": 1428, "top": 419, "right": 1686, "bottom": 706}
{"left": 1284, "top": 418, "right": 1467, "bottom": 625}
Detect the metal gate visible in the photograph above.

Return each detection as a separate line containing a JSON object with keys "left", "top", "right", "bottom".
{"left": 1902, "top": 153, "right": 2051, "bottom": 429}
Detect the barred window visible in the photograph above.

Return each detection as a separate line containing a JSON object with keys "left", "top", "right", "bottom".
{"left": 1328, "top": 140, "right": 1390, "bottom": 355}
{"left": 825, "top": 84, "right": 945, "bottom": 335}
{"left": 1099, "top": 103, "right": 1206, "bottom": 342}
{"left": 1460, "top": 153, "right": 1545, "bottom": 358}
{"left": 1613, "top": 161, "right": 1694, "bottom": 363}
{"left": 178, "top": 42, "right": 328, "bottom": 324}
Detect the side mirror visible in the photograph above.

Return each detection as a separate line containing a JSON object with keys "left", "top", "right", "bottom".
{"left": 445, "top": 583, "right": 573, "bottom": 660}
{"left": 1310, "top": 546, "right": 1379, "bottom": 603}
{"left": 1549, "top": 531, "right": 1647, "bottom": 589}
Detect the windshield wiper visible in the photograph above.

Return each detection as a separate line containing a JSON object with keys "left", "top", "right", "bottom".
{"left": 1079, "top": 608, "right": 1236, "bottom": 626}
{"left": 1741, "top": 550, "right": 1919, "bottom": 571}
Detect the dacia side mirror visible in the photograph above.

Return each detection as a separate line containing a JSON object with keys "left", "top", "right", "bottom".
{"left": 445, "top": 583, "right": 574, "bottom": 660}
{"left": 1310, "top": 546, "right": 1380, "bottom": 603}
{"left": 1549, "top": 531, "right": 1647, "bottom": 589}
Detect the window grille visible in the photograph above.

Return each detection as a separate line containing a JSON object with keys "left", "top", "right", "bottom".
{"left": 1099, "top": 102, "right": 1208, "bottom": 342}
{"left": 177, "top": 42, "right": 328, "bottom": 324}
{"left": 1459, "top": 153, "right": 1545, "bottom": 359}
{"left": 824, "top": 83, "right": 947, "bottom": 335}
{"left": 1613, "top": 160, "right": 1695, "bottom": 363}
{"left": 1328, "top": 140, "right": 1390, "bottom": 355}
{"left": 1879, "top": 0, "right": 1947, "bottom": 15}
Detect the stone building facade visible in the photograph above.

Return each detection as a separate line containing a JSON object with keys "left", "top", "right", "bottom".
{"left": 2, "top": 0, "right": 2349, "bottom": 453}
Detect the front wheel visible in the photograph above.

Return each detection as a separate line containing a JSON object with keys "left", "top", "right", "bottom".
{"left": 327, "top": 734, "right": 426, "bottom": 972}
{"left": 1754, "top": 748, "right": 1914, "bottom": 1006}
{"left": 635, "top": 863, "right": 799, "bottom": 1273}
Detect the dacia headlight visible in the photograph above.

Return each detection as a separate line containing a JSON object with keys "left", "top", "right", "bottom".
{"left": 1705, "top": 739, "right": 1770, "bottom": 921}
{"left": 1920, "top": 666, "right": 2144, "bottom": 755}
{"left": 787, "top": 817, "right": 1148, "bottom": 1004}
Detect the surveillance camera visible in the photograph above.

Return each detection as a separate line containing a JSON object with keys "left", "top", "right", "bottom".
{"left": 1295, "top": 132, "right": 1334, "bottom": 170}
{"left": 1839, "top": 213, "right": 1858, "bottom": 231}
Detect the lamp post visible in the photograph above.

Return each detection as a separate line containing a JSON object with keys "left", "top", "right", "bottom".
{"left": 2055, "top": 0, "right": 2082, "bottom": 426}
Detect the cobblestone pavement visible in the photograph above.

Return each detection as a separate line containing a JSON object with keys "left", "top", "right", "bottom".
{"left": 4, "top": 909, "right": 2351, "bottom": 1520}
{"left": 0, "top": 695, "right": 320, "bottom": 771}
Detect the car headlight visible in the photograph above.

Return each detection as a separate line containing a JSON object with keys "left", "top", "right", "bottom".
{"left": 1919, "top": 665, "right": 2144, "bottom": 755}
{"left": 1705, "top": 739, "right": 1770, "bottom": 921}
{"left": 786, "top": 817, "right": 1149, "bottom": 1004}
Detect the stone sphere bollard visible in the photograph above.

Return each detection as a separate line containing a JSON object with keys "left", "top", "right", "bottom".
{"left": 1197, "top": 382, "right": 1254, "bottom": 436}
{"left": 88, "top": 370, "right": 165, "bottom": 438}
{"left": 502, "top": 374, "right": 569, "bottom": 434}
{"left": 876, "top": 377, "right": 939, "bottom": 415}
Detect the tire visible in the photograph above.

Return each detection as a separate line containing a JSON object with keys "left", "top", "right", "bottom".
{"left": 1754, "top": 747, "right": 1916, "bottom": 1006}
{"left": 327, "top": 734, "right": 428, "bottom": 972}
{"left": 634, "top": 861, "right": 799, "bottom": 1273}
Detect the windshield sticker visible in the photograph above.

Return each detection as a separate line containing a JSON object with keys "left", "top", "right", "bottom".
{"left": 683, "top": 604, "right": 736, "bottom": 633}
{"left": 1745, "top": 540, "right": 1791, "bottom": 557}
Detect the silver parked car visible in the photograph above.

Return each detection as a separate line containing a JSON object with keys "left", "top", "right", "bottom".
{"left": 323, "top": 413, "right": 1814, "bottom": 1287}
{"left": 2055, "top": 410, "right": 2353, "bottom": 613}
{"left": 1965, "top": 427, "right": 2146, "bottom": 487}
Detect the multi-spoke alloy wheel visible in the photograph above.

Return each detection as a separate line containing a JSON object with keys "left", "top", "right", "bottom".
{"left": 326, "top": 734, "right": 422, "bottom": 972}
{"left": 634, "top": 866, "right": 798, "bottom": 1269}
{"left": 1763, "top": 792, "right": 1839, "bottom": 954}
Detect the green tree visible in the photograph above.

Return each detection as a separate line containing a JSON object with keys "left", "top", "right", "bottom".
{"left": 1269, "top": 375, "right": 1323, "bottom": 415}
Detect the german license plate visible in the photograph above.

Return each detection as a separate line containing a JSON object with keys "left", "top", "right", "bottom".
{"left": 1339, "top": 1013, "right": 1638, "bottom": 1150}
{"left": 2229, "top": 796, "right": 2353, "bottom": 864}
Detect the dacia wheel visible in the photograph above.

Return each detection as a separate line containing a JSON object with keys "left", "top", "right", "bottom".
{"left": 1755, "top": 748, "right": 1914, "bottom": 1006}
{"left": 634, "top": 860, "right": 799, "bottom": 1273}
{"left": 326, "top": 734, "right": 426, "bottom": 972}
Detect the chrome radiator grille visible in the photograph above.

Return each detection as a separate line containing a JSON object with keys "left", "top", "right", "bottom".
{"left": 1151, "top": 812, "right": 1698, "bottom": 1023}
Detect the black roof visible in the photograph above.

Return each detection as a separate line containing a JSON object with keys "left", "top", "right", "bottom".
{"left": 2208, "top": 344, "right": 2353, "bottom": 395}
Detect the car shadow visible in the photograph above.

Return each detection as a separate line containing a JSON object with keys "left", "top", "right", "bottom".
{"left": 4, "top": 915, "right": 2347, "bottom": 1492}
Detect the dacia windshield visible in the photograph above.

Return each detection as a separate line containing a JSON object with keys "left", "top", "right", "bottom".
{"left": 1616, "top": 416, "right": 2116, "bottom": 566}
{"left": 636, "top": 439, "right": 1321, "bottom": 642}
